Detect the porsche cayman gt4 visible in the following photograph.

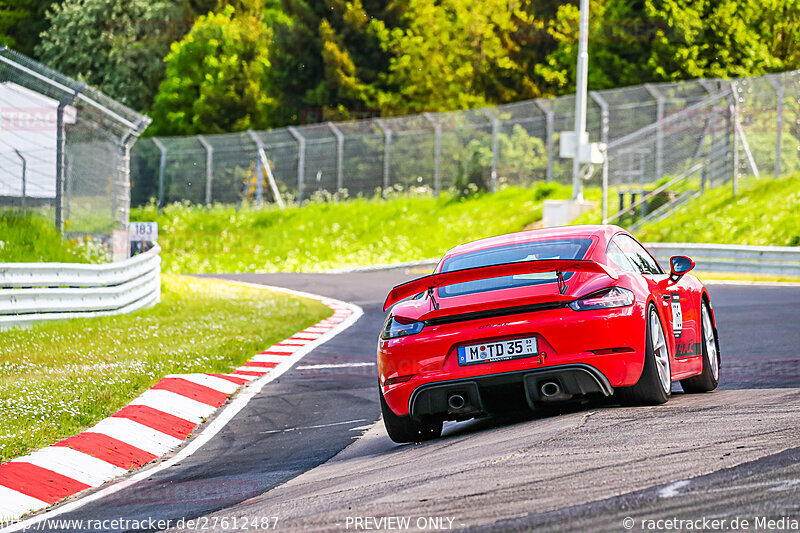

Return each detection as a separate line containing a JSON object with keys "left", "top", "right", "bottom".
{"left": 377, "top": 225, "right": 720, "bottom": 443}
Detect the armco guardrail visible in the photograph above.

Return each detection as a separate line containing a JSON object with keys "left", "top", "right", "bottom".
{"left": 646, "top": 243, "right": 800, "bottom": 277}
{"left": 0, "top": 244, "right": 161, "bottom": 328}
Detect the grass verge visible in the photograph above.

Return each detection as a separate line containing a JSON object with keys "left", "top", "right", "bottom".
{"left": 0, "top": 210, "right": 106, "bottom": 263}
{"left": 626, "top": 173, "right": 800, "bottom": 246}
{"left": 0, "top": 275, "right": 331, "bottom": 463}
{"left": 131, "top": 184, "right": 573, "bottom": 274}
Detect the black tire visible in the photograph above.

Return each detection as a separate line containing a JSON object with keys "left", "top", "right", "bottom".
{"left": 379, "top": 387, "right": 442, "bottom": 443}
{"left": 616, "top": 303, "right": 672, "bottom": 405}
{"left": 681, "top": 300, "right": 720, "bottom": 393}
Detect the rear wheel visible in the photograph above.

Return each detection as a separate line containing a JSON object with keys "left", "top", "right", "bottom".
{"left": 617, "top": 304, "right": 672, "bottom": 405}
{"left": 379, "top": 387, "right": 442, "bottom": 443}
{"left": 681, "top": 301, "right": 720, "bottom": 393}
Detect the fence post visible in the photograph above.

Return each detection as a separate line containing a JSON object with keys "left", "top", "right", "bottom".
{"left": 589, "top": 91, "right": 609, "bottom": 223}
{"left": 535, "top": 100, "right": 554, "bottom": 182}
{"left": 55, "top": 84, "right": 84, "bottom": 233}
{"left": 729, "top": 82, "right": 739, "bottom": 196}
{"left": 375, "top": 119, "right": 392, "bottom": 197}
{"left": 288, "top": 126, "right": 306, "bottom": 203}
{"left": 327, "top": 122, "right": 345, "bottom": 192}
{"left": 14, "top": 149, "right": 26, "bottom": 211}
{"left": 644, "top": 84, "right": 664, "bottom": 180}
{"left": 152, "top": 138, "right": 167, "bottom": 209}
{"left": 197, "top": 135, "right": 213, "bottom": 206}
{"left": 768, "top": 74, "right": 783, "bottom": 178}
{"left": 480, "top": 108, "right": 500, "bottom": 193}
{"left": 423, "top": 112, "right": 442, "bottom": 196}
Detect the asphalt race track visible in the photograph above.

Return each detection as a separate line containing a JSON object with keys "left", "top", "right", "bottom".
{"left": 29, "top": 271, "right": 800, "bottom": 533}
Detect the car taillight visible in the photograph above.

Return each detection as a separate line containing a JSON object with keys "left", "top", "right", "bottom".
{"left": 569, "top": 287, "right": 634, "bottom": 311}
{"left": 381, "top": 315, "right": 425, "bottom": 339}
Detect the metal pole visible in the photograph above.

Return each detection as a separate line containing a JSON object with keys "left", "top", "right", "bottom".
{"left": 480, "top": 108, "right": 500, "bottom": 192}
{"left": 246, "top": 129, "right": 285, "bottom": 208}
{"left": 590, "top": 91, "right": 609, "bottom": 223}
{"left": 117, "top": 131, "right": 137, "bottom": 232}
{"left": 375, "top": 119, "right": 392, "bottom": 197}
{"left": 729, "top": 82, "right": 739, "bottom": 196}
{"left": 288, "top": 126, "right": 306, "bottom": 203}
{"left": 768, "top": 75, "right": 783, "bottom": 178}
{"left": 197, "top": 135, "right": 213, "bottom": 206}
{"left": 423, "top": 113, "right": 442, "bottom": 196}
{"left": 327, "top": 122, "right": 345, "bottom": 192}
{"left": 571, "top": 0, "right": 590, "bottom": 201}
{"left": 152, "top": 137, "right": 167, "bottom": 208}
{"left": 55, "top": 84, "right": 84, "bottom": 233}
{"left": 14, "top": 149, "right": 26, "bottom": 211}
{"left": 535, "top": 100, "right": 554, "bottom": 182}
{"left": 644, "top": 84, "right": 664, "bottom": 180}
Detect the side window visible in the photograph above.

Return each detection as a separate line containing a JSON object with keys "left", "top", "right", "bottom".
{"left": 606, "top": 241, "right": 637, "bottom": 273}
{"left": 614, "top": 235, "right": 662, "bottom": 275}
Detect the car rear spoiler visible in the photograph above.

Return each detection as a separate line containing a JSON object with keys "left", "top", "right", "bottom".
{"left": 383, "top": 259, "right": 617, "bottom": 311}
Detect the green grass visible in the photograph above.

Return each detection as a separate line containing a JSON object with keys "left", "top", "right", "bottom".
{"left": 0, "top": 210, "right": 106, "bottom": 263}
{"left": 634, "top": 173, "right": 800, "bottom": 246}
{"left": 131, "top": 183, "right": 573, "bottom": 273}
{"left": 0, "top": 275, "right": 331, "bottom": 463}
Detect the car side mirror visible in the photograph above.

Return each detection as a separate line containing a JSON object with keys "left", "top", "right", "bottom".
{"left": 670, "top": 255, "right": 695, "bottom": 282}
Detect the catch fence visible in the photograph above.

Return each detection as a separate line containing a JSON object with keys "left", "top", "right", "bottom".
{"left": 0, "top": 47, "right": 150, "bottom": 238}
{"left": 132, "top": 70, "right": 800, "bottom": 224}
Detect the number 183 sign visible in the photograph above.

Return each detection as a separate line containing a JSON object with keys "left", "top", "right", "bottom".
{"left": 129, "top": 222, "right": 158, "bottom": 242}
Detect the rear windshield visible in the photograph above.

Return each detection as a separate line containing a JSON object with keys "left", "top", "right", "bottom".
{"left": 439, "top": 238, "right": 593, "bottom": 298}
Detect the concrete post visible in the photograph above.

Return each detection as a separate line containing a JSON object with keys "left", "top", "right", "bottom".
{"left": 197, "top": 135, "right": 213, "bottom": 206}
{"left": 423, "top": 113, "right": 442, "bottom": 196}
{"left": 327, "top": 122, "right": 345, "bottom": 192}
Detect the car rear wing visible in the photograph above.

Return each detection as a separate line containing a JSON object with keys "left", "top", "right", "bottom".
{"left": 383, "top": 259, "right": 618, "bottom": 311}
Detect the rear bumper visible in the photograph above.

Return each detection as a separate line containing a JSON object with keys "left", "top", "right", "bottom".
{"left": 407, "top": 364, "right": 613, "bottom": 421}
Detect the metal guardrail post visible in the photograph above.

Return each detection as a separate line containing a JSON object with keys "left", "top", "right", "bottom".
{"left": 768, "top": 75, "right": 784, "bottom": 178}
{"left": 589, "top": 91, "right": 609, "bottom": 223}
{"left": 423, "top": 113, "right": 442, "bottom": 196}
{"left": 197, "top": 135, "right": 213, "bottom": 206}
{"left": 375, "top": 119, "right": 392, "bottom": 198}
{"left": 535, "top": 100, "right": 554, "bottom": 182}
{"left": 288, "top": 126, "right": 306, "bottom": 202}
{"left": 644, "top": 84, "right": 664, "bottom": 180}
{"left": 480, "top": 108, "right": 500, "bottom": 193}
{"left": 13, "top": 149, "right": 26, "bottom": 211}
{"left": 151, "top": 138, "right": 167, "bottom": 209}
{"left": 327, "top": 122, "right": 345, "bottom": 192}
{"left": 56, "top": 83, "right": 84, "bottom": 233}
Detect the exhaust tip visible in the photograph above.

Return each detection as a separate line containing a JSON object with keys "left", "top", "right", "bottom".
{"left": 447, "top": 393, "right": 466, "bottom": 410}
{"left": 540, "top": 381, "right": 561, "bottom": 398}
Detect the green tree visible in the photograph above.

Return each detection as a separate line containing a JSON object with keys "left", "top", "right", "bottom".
{"left": 148, "top": 4, "right": 275, "bottom": 135}
{"left": 0, "top": 0, "right": 55, "bottom": 57}
{"left": 369, "top": 0, "right": 534, "bottom": 114}
{"left": 36, "top": 0, "right": 188, "bottom": 111}
{"left": 537, "top": 0, "right": 800, "bottom": 95}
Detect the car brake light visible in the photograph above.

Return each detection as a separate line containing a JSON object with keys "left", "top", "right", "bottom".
{"left": 381, "top": 315, "right": 425, "bottom": 339}
{"left": 569, "top": 287, "right": 634, "bottom": 311}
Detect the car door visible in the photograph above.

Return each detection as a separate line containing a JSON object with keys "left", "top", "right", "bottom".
{"left": 613, "top": 235, "right": 702, "bottom": 375}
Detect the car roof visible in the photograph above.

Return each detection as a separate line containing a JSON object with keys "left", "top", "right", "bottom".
{"left": 442, "top": 225, "right": 626, "bottom": 260}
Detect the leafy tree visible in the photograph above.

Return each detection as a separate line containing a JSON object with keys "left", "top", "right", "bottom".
{"left": 0, "top": 0, "right": 55, "bottom": 57}
{"left": 36, "top": 0, "right": 188, "bottom": 111}
{"left": 367, "top": 0, "right": 535, "bottom": 114}
{"left": 148, "top": 4, "right": 275, "bottom": 135}
{"left": 537, "top": 0, "right": 800, "bottom": 95}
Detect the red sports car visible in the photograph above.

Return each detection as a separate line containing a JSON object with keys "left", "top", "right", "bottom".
{"left": 377, "top": 225, "right": 720, "bottom": 443}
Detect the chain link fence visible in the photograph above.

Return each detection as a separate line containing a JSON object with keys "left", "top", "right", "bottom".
{"left": 132, "top": 70, "right": 800, "bottom": 221}
{"left": 0, "top": 47, "right": 150, "bottom": 238}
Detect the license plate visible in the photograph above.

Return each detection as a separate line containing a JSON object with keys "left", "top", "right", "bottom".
{"left": 457, "top": 336, "right": 538, "bottom": 366}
